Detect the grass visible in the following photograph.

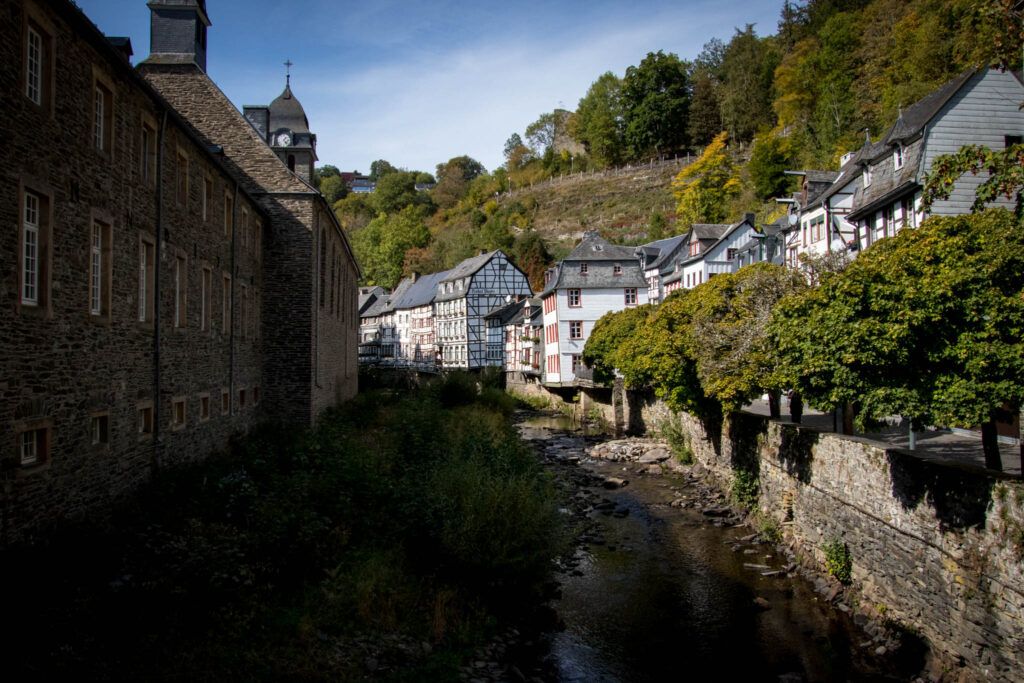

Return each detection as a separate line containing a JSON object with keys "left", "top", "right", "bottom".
{"left": 1, "top": 372, "right": 565, "bottom": 680}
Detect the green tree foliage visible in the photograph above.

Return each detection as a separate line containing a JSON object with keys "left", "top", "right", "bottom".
{"left": 318, "top": 173, "right": 349, "bottom": 206}
{"left": 352, "top": 205, "right": 431, "bottom": 288}
{"left": 375, "top": 171, "right": 434, "bottom": 215}
{"left": 748, "top": 132, "right": 797, "bottom": 200}
{"left": 313, "top": 164, "right": 340, "bottom": 187}
{"left": 369, "top": 159, "right": 397, "bottom": 182}
{"left": 647, "top": 212, "right": 667, "bottom": 240}
{"left": 622, "top": 50, "right": 692, "bottom": 157}
{"left": 525, "top": 112, "right": 557, "bottom": 154}
{"left": 582, "top": 304, "right": 653, "bottom": 384}
{"left": 687, "top": 263, "right": 806, "bottom": 411}
{"left": 511, "top": 232, "right": 552, "bottom": 292}
{"left": 719, "top": 26, "right": 781, "bottom": 143}
{"left": 433, "top": 155, "right": 487, "bottom": 209}
{"left": 688, "top": 39, "right": 726, "bottom": 147}
{"left": 923, "top": 143, "right": 1024, "bottom": 215}
{"left": 503, "top": 133, "right": 524, "bottom": 161}
{"left": 672, "top": 131, "right": 741, "bottom": 224}
{"left": 569, "top": 72, "right": 626, "bottom": 167}
{"left": 771, "top": 209, "right": 1024, "bottom": 470}
{"left": 333, "top": 192, "right": 377, "bottom": 232}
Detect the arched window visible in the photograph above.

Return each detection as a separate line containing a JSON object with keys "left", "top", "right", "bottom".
{"left": 287, "top": 154, "right": 296, "bottom": 172}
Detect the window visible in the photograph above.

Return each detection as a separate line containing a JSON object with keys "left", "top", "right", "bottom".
{"left": 222, "top": 274, "right": 232, "bottom": 333}
{"left": 137, "top": 402, "right": 154, "bottom": 440}
{"left": 239, "top": 389, "right": 247, "bottom": 408}
{"left": 90, "top": 413, "right": 109, "bottom": 446}
{"left": 569, "top": 321, "right": 582, "bottom": 339}
{"left": 92, "top": 77, "right": 114, "bottom": 155}
{"left": 613, "top": 263, "right": 622, "bottom": 275}
{"left": 862, "top": 164, "right": 872, "bottom": 187}
{"left": 726, "top": 248, "right": 738, "bottom": 261}
{"left": 171, "top": 397, "right": 186, "bottom": 430}
{"left": 25, "top": 25, "right": 42, "bottom": 104}
{"left": 138, "top": 236, "right": 155, "bottom": 322}
{"left": 567, "top": 289, "right": 581, "bottom": 307}
{"left": 580, "top": 262, "right": 588, "bottom": 274}
{"left": 202, "top": 177, "right": 213, "bottom": 221}
{"left": 140, "top": 117, "right": 157, "bottom": 183}
{"left": 176, "top": 150, "right": 189, "bottom": 204}
{"left": 572, "top": 355, "right": 583, "bottom": 375}
{"left": 220, "top": 389, "right": 230, "bottom": 415}
{"left": 174, "top": 255, "right": 187, "bottom": 328}
{"left": 224, "top": 192, "right": 233, "bottom": 238}
{"left": 21, "top": 190, "right": 41, "bottom": 307}
{"left": 201, "top": 267, "right": 212, "bottom": 331}
{"left": 24, "top": 13, "right": 52, "bottom": 111}
{"left": 624, "top": 288, "right": 637, "bottom": 306}
{"left": 893, "top": 143, "right": 904, "bottom": 170}
{"left": 240, "top": 208, "right": 249, "bottom": 249}
{"left": 900, "top": 196, "right": 916, "bottom": 230}
{"left": 253, "top": 387, "right": 260, "bottom": 406}
{"left": 90, "top": 218, "right": 112, "bottom": 319}
{"left": 689, "top": 241, "right": 699, "bottom": 256}
{"left": 19, "top": 426, "right": 49, "bottom": 466}
{"left": 199, "top": 393, "right": 210, "bottom": 422}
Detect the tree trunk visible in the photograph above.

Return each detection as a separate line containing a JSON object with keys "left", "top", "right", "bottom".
{"left": 768, "top": 389, "right": 781, "bottom": 419}
{"left": 842, "top": 403, "right": 855, "bottom": 435}
{"left": 981, "top": 420, "right": 1003, "bottom": 472}
{"left": 789, "top": 391, "right": 803, "bottom": 424}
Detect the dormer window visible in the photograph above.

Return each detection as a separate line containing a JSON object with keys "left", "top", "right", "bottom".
{"left": 613, "top": 263, "right": 622, "bottom": 275}
{"left": 688, "top": 241, "right": 699, "bottom": 256}
{"left": 580, "top": 263, "right": 588, "bottom": 274}
{"left": 893, "top": 144, "right": 904, "bottom": 170}
{"left": 863, "top": 165, "right": 872, "bottom": 186}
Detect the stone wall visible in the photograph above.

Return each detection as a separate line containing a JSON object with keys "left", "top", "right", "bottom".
{"left": 636, "top": 397, "right": 1024, "bottom": 681}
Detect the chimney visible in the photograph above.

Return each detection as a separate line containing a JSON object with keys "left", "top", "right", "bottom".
{"left": 743, "top": 213, "right": 756, "bottom": 225}
{"left": 146, "top": 0, "right": 212, "bottom": 73}
{"left": 107, "top": 37, "right": 134, "bottom": 63}
{"left": 479, "top": 249, "right": 488, "bottom": 256}
{"left": 410, "top": 272, "right": 420, "bottom": 283}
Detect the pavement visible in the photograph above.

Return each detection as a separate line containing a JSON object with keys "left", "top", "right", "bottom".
{"left": 742, "top": 400, "right": 1022, "bottom": 477}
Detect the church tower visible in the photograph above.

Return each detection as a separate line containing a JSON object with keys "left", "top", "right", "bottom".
{"left": 243, "top": 70, "right": 318, "bottom": 184}
{"left": 146, "top": 0, "right": 211, "bottom": 72}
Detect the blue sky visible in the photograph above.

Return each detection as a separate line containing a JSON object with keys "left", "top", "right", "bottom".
{"left": 76, "top": 0, "right": 783, "bottom": 176}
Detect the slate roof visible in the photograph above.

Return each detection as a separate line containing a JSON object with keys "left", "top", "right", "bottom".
{"left": 881, "top": 68, "right": 976, "bottom": 146}
{"left": 269, "top": 82, "right": 311, "bottom": 134}
{"left": 483, "top": 298, "right": 526, "bottom": 324}
{"left": 691, "top": 224, "right": 731, "bottom": 240}
{"left": 358, "top": 286, "right": 385, "bottom": 315}
{"left": 362, "top": 278, "right": 414, "bottom": 317}
{"left": 637, "top": 233, "right": 688, "bottom": 272}
{"left": 565, "top": 230, "right": 638, "bottom": 261}
{"left": 393, "top": 270, "right": 450, "bottom": 310}
{"left": 440, "top": 250, "right": 499, "bottom": 283}
{"left": 805, "top": 170, "right": 839, "bottom": 184}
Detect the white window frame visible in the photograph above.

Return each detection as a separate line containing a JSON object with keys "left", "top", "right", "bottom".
{"left": 893, "top": 144, "right": 904, "bottom": 170}
{"left": 90, "top": 221, "right": 103, "bottom": 315}
{"left": 22, "top": 191, "right": 40, "bottom": 306}
{"left": 26, "top": 25, "right": 41, "bottom": 104}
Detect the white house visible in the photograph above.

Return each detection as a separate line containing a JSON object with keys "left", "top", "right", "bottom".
{"left": 540, "top": 231, "right": 649, "bottom": 385}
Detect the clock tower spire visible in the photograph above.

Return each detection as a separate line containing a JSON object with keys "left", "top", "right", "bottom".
{"left": 242, "top": 63, "right": 318, "bottom": 184}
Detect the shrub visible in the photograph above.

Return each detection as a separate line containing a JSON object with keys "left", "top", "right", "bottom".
{"left": 731, "top": 469, "right": 759, "bottom": 509}
{"left": 822, "top": 538, "right": 852, "bottom": 583}
{"left": 660, "top": 415, "right": 693, "bottom": 465}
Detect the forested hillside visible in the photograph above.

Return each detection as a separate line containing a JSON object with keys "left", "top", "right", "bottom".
{"left": 319, "top": 0, "right": 1023, "bottom": 289}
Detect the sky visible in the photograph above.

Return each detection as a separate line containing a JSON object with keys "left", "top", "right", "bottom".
{"left": 76, "top": 0, "right": 783, "bottom": 176}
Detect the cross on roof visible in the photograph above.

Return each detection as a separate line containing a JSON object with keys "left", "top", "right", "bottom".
{"left": 284, "top": 59, "right": 293, "bottom": 86}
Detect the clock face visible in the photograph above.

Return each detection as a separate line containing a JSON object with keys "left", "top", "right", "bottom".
{"left": 278, "top": 133, "right": 291, "bottom": 146}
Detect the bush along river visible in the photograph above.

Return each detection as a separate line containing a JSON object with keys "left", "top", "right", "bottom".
{"left": 498, "top": 410, "right": 927, "bottom": 683}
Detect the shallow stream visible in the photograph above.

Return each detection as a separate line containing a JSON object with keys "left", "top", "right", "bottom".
{"left": 518, "top": 415, "right": 914, "bottom": 682}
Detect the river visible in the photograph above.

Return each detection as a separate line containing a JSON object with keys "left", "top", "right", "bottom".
{"left": 517, "top": 413, "right": 919, "bottom": 682}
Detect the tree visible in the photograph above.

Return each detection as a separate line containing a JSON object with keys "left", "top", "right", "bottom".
{"left": 647, "top": 212, "right": 667, "bottom": 241}
{"left": 333, "top": 192, "right": 377, "bottom": 232}
{"left": 687, "top": 263, "right": 807, "bottom": 414}
{"left": 582, "top": 304, "right": 653, "bottom": 384}
{"left": 352, "top": 205, "right": 431, "bottom": 288}
{"left": 622, "top": 50, "right": 692, "bottom": 158}
{"left": 525, "top": 113, "right": 557, "bottom": 154}
{"left": 771, "top": 209, "right": 1024, "bottom": 471}
{"left": 748, "top": 132, "right": 796, "bottom": 200}
{"left": 433, "top": 155, "right": 487, "bottom": 209}
{"left": 687, "top": 67, "right": 723, "bottom": 147}
{"left": 369, "top": 159, "right": 397, "bottom": 182}
{"left": 512, "top": 232, "right": 552, "bottom": 293}
{"left": 671, "top": 131, "right": 741, "bottom": 224}
{"left": 314, "top": 164, "right": 340, "bottom": 188}
{"left": 318, "top": 174, "right": 349, "bottom": 206}
{"left": 718, "top": 26, "right": 781, "bottom": 142}
{"left": 376, "top": 171, "right": 433, "bottom": 215}
{"left": 503, "top": 133, "right": 524, "bottom": 161}
{"left": 570, "top": 72, "right": 626, "bottom": 167}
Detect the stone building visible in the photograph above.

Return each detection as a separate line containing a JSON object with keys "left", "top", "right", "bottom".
{"left": 0, "top": 0, "right": 358, "bottom": 544}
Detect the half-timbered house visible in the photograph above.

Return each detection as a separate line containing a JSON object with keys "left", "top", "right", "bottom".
{"left": 434, "top": 250, "right": 531, "bottom": 370}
